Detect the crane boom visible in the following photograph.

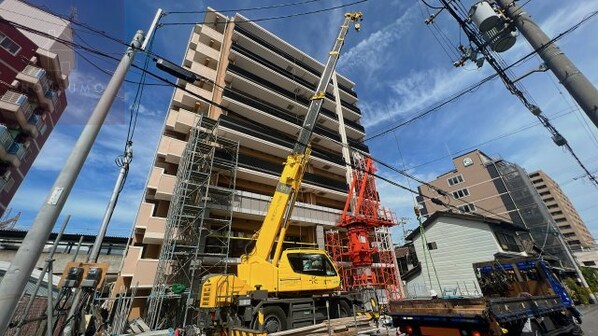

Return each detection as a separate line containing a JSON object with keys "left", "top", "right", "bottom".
{"left": 245, "top": 12, "right": 363, "bottom": 266}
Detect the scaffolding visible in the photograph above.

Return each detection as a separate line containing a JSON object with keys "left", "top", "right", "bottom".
{"left": 326, "top": 154, "right": 404, "bottom": 306}
{"left": 146, "top": 115, "right": 239, "bottom": 330}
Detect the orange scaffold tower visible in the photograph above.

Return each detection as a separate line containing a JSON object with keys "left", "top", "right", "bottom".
{"left": 326, "top": 154, "right": 404, "bottom": 303}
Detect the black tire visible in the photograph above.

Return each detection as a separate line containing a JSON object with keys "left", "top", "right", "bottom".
{"left": 261, "top": 305, "right": 288, "bottom": 333}
{"left": 331, "top": 300, "right": 352, "bottom": 318}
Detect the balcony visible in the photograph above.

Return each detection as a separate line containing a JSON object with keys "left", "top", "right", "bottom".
{"left": 0, "top": 91, "right": 38, "bottom": 137}
{"left": 157, "top": 136, "right": 186, "bottom": 164}
{"left": 166, "top": 108, "right": 197, "bottom": 134}
{"left": 9, "top": 142, "right": 26, "bottom": 161}
{"left": 147, "top": 167, "right": 176, "bottom": 201}
{"left": 198, "top": 25, "right": 224, "bottom": 44}
{"left": 223, "top": 88, "right": 341, "bottom": 144}
{"left": 172, "top": 86, "right": 212, "bottom": 112}
{"left": 28, "top": 114, "right": 44, "bottom": 131}
{"left": 121, "top": 246, "right": 142, "bottom": 276}
{"left": 233, "top": 25, "right": 357, "bottom": 99}
{"left": 131, "top": 259, "right": 159, "bottom": 288}
{"left": 135, "top": 202, "right": 167, "bottom": 244}
{"left": 218, "top": 114, "right": 346, "bottom": 174}
{"left": 16, "top": 65, "right": 55, "bottom": 114}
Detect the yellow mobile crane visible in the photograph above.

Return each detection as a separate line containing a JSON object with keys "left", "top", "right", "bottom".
{"left": 198, "top": 12, "right": 363, "bottom": 334}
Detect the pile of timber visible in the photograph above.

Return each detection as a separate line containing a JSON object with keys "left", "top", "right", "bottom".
{"left": 270, "top": 316, "right": 375, "bottom": 336}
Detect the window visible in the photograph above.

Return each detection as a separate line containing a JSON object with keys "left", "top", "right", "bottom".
{"left": 544, "top": 197, "right": 555, "bottom": 202}
{"left": 547, "top": 204, "right": 558, "bottom": 209}
{"left": 555, "top": 218, "right": 567, "bottom": 223}
{"left": 452, "top": 188, "right": 470, "bottom": 199}
{"left": 447, "top": 175, "right": 464, "bottom": 186}
{"left": 559, "top": 224, "right": 571, "bottom": 230}
{"left": 496, "top": 232, "right": 523, "bottom": 252}
{"left": 563, "top": 232, "right": 576, "bottom": 238}
{"left": 458, "top": 203, "right": 476, "bottom": 213}
{"left": 539, "top": 191, "right": 550, "bottom": 196}
{"left": 287, "top": 253, "right": 337, "bottom": 277}
{"left": 427, "top": 242, "right": 438, "bottom": 250}
{"left": 583, "top": 261, "right": 596, "bottom": 266}
{"left": 0, "top": 32, "right": 21, "bottom": 55}
{"left": 550, "top": 210, "right": 563, "bottom": 216}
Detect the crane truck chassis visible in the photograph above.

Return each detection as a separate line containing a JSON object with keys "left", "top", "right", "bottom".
{"left": 195, "top": 12, "right": 364, "bottom": 335}
{"left": 388, "top": 257, "right": 583, "bottom": 336}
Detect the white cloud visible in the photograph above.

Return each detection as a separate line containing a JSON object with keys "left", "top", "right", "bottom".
{"left": 338, "top": 6, "right": 416, "bottom": 75}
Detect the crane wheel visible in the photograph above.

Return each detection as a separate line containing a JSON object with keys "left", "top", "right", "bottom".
{"left": 331, "top": 300, "right": 351, "bottom": 318}
{"left": 260, "top": 306, "right": 288, "bottom": 333}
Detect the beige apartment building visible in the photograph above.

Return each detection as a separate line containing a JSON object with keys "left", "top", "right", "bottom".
{"left": 416, "top": 149, "right": 574, "bottom": 269}
{"left": 529, "top": 170, "right": 595, "bottom": 250}
{"left": 114, "top": 9, "right": 366, "bottom": 321}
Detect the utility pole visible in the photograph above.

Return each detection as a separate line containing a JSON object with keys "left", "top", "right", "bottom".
{"left": 495, "top": 0, "right": 598, "bottom": 128}
{"left": 61, "top": 11, "right": 163, "bottom": 335}
{"left": 0, "top": 28, "right": 147, "bottom": 336}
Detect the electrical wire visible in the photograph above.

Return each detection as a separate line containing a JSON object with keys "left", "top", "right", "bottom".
{"left": 4, "top": 15, "right": 590, "bottom": 229}
{"left": 167, "top": 0, "right": 325, "bottom": 14}
{"left": 436, "top": 0, "right": 598, "bottom": 188}
{"left": 420, "top": 0, "right": 444, "bottom": 10}
{"left": 161, "top": 0, "right": 369, "bottom": 26}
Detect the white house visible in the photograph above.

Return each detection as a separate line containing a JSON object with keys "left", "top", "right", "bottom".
{"left": 401, "top": 211, "right": 529, "bottom": 298}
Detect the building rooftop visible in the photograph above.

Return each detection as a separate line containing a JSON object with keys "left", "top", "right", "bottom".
{"left": 406, "top": 211, "right": 527, "bottom": 241}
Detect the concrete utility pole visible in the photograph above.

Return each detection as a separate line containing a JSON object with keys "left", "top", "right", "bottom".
{"left": 0, "top": 30, "right": 145, "bottom": 335}
{"left": 495, "top": 0, "right": 598, "bottom": 128}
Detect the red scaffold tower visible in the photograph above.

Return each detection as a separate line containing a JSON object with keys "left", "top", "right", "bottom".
{"left": 326, "top": 154, "right": 404, "bottom": 303}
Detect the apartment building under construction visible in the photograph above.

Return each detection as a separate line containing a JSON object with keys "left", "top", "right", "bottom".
{"left": 114, "top": 8, "right": 366, "bottom": 321}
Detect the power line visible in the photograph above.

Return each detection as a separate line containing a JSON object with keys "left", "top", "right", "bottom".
{"left": 5, "top": 16, "right": 587, "bottom": 225}
{"left": 167, "top": 0, "right": 325, "bottom": 14}
{"left": 161, "top": 0, "right": 369, "bottom": 26}
{"left": 434, "top": 1, "right": 598, "bottom": 188}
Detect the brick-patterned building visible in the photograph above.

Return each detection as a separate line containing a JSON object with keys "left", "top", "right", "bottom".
{"left": 0, "top": 0, "right": 73, "bottom": 213}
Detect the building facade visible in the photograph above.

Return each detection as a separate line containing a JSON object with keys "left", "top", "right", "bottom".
{"left": 116, "top": 9, "right": 366, "bottom": 319}
{"left": 400, "top": 211, "right": 528, "bottom": 298}
{"left": 417, "top": 150, "right": 574, "bottom": 269}
{"left": 0, "top": 0, "right": 72, "bottom": 214}
{"left": 529, "top": 170, "right": 595, "bottom": 250}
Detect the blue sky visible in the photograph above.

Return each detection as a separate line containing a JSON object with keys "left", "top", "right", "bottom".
{"left": 6, "top": 0, "right": 598, "bottom": 243}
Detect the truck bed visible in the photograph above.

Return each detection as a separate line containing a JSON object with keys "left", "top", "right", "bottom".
{"left": 389, "top": 295, "right": 566, "bottom": 325}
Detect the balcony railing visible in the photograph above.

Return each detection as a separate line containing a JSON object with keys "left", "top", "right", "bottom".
{"left": 22, "top": 65, "right": 45, "bottom": 78}
{"left": 228, "top": 65, "right": 367, "bottom": 132}
{"left": 232, "top": 42, "right": 336, "bottom": 102}
{"left": 1, "top": 91, "right": 26, "bottom": 105}
{"left": 28, "top": 114, "right": 44, "bottom": 130}
{"left": 0, "top": 124, "right": 13, "bottom": 149}
{"left": 234, "top": 25, "right": 358, "bottom": 97}
{"left": 219, "top": 114, "right": 345, "bottom": 167}
{"left": 8, "top": 142, "right": 26, "bottom": 160}
{"left": 224, "top": 151, "right": 347, "bottom": 193}
{"left": 232, "top": 42, "right": 362, "bottom": 115}
{"left": 223, "top": 88, "right": 341, "bottom": 143}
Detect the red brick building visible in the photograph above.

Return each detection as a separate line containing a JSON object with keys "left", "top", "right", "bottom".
{"left": 0, "top": 1, "right": 72, "bottom": 214}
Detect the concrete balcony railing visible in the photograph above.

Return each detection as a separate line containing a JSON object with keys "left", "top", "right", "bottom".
{"left": 200, "top": 25, "right": 223, "bottom": 44}
{"left": 157, "top": 136, "right": 186, "bottom": 164}
{"left": 0, "top": 91, "right": 38, "bottom": 137}
{"left": 134, "top": 202, "right": 167, "bottom": 244}
{"left": 16, "top": 65, "right": 55, "bottom": 114}
{"left": 172, "top": 86, "right": 212, "bottom": 112}
{"left": 190, "top": 63, "right": 217, "bottom": 82}
{"left": 165, "top": 108, "right": 197, "bottom": 134}
{"left": 148, "top": 167, "right": 176, "bottom": 201}
{"left": 131, "top": 259, "right": 159, "bottom": 288}
{"left": 194, "top": 43, "right": 220, "bottom": 64}
{"left": 0, "top": 124, "right": 18, "bottom": 167}
{"left": 121, "top": 246, "right": 143, "bottom": 276}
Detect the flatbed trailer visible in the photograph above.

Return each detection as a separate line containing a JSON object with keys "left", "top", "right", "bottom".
{"left": 388, "top": 257, "right": 583, "bottom": 335}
